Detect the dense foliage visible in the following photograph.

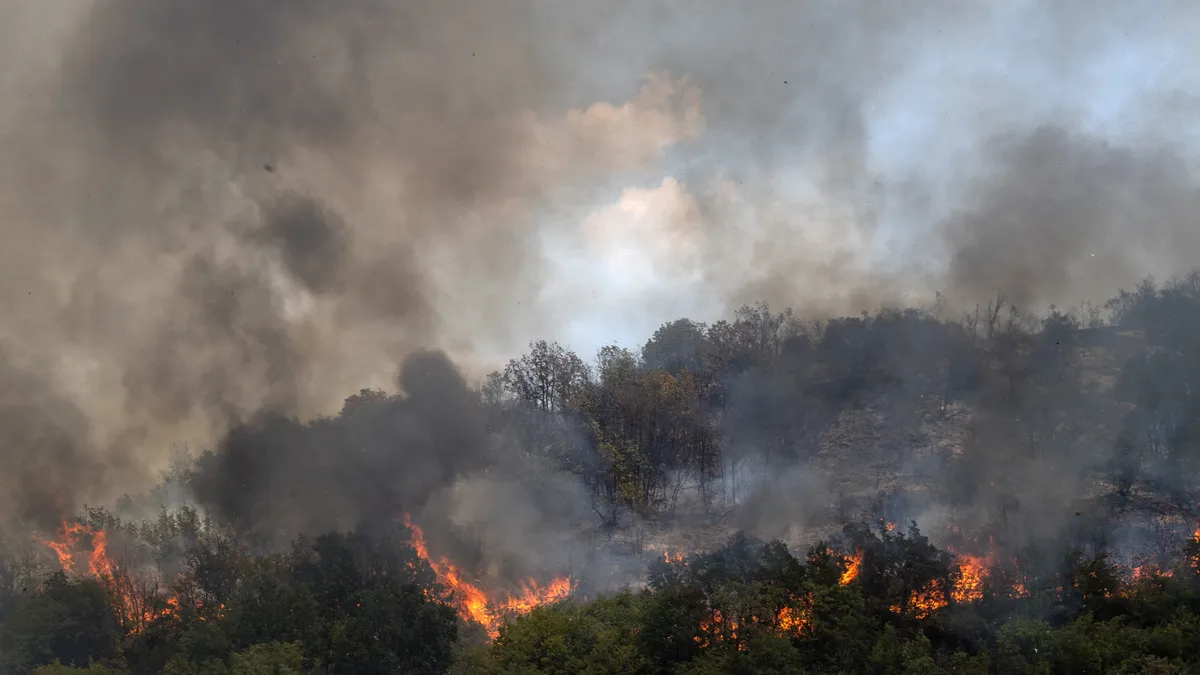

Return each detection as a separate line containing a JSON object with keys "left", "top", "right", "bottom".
{"left": 6, "top": 520, "right": 1200, "bottom": 674}
{"left": 5, "top": 273, "right": 1200, "bottom": 672}
{"left": 0, "top": 518, "right": 460, "bottom": 674}
{"left": 466, "top": 527, "right": 1200, "bottom": 675}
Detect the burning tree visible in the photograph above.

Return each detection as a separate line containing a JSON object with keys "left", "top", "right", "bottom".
{"left": 403, "top": 515, "right": 572, "bottom": 640}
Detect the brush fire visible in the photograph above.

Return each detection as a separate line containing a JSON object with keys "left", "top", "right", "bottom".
{"left": 676, "top": 519, "right": 1200, "bottom": 647}
{"left": 37, "top": 512, "right": 1200, "bottom": 646}
{"left": 35, "top": 514, "right": 572, "bottom": 642}
{"left": 37, "top": 519, "right": 186, "bottom": 635}
{"left": 402, "top": 515, "right": 572, "bottom": 640}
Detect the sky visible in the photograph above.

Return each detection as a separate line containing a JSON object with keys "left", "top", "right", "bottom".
{"left": 525, "top": 3, "right": 1200, "bottom": 357}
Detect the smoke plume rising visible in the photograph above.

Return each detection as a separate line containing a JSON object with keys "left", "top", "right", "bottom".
{"left": 2, "top": 1, "right": 1200, "bottom": 576}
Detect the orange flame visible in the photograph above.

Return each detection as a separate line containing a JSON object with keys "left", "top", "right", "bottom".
{"left": 695, "top": 609, "right": 744, "bottom": 650}
{"left": 403, "top": 515, "right": 571, "bottom": 640}
{"left": 1190, "top": 525, "right": 1200, "bottom": 573}
{"left": 500, "top": 578, "right": 573, "bottom": 614}
{"left": 37, "top": 519, "right": 183, "bottom": 635}
{"left": 840, "top": 549, "right": 864, "bottom": 585}
{"left": 952, "top": 554, "right": 990, "bottom": 604}
{"left": 892, "top": 580, "right": 948, "bottom": 618}
{"left": 776, "top": 594, "right": 812, "bottom": 637}
{"left": 696, "top": 594, "right": 812, "bottom": 650}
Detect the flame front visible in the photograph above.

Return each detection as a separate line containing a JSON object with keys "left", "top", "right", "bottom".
{"left": 952, "top": 554, "right": 990, "bottom": 604}
{"left": 893, "top": 580, "right": 948, "bottom": 618}
{"left": 840, "top": 549, "right": 864, "bottom": 585}
{"left": 403, "top": 515, "right": 571, "bottom": 640}
{"left": 776, "top": 594, "right": 812, "bottom": 636}
{"left": 37, "top": 519, "right": 182, "bottom": 634}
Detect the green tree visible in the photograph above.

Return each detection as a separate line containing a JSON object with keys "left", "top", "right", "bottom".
{"left": 487, "top": 594, "right": 650, "bottom": 675}
{"left": 228, "top": 642, "right": 303, "bottom": 675}
{"left": 0, "top": 573, "right": 123, "bottom": 674}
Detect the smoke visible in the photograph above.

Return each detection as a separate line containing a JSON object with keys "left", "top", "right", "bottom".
{"left": 2, "top": 0, "right": 1200, "bottom": 584}
{"left": 943, "top": 126, "right": 1200, "bottom": 310}
{"left": 190, "top": 350, "right": 490, "bottom": 541}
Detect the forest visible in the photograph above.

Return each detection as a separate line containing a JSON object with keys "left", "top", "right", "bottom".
{"left": 4, "top": 272, "right": 1200, "bottom": 674}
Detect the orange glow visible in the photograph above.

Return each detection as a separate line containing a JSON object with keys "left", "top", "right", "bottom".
{"left": 695, "top": 609, "right": 746, "bottom": 650}
{"left": 892, "top": 580, "right": 947, "bottom": 618}
{"left": 403, "top": 515, "right": 572, "bottom": 640}
{"left": 500, "top": 578, "right": 573, "bottom": 614}
{"left": 952, "top": 555, "right": 990, "bottom": 604}
{"left": 37, "top": 518, "right": 184, "bottom": 635}
{"left": 840, "top": 549, "right": 864, "bottom": 585}
{"left": 663, "top": 550, "right": 685, "bottom": 564}
{"left": 1190, "top": 525, "right": 1200, "bottom": 572}
{"left": 776, "top": 594, "right": 812, "bottom": 637}
{"left": 695, "top": 596, "right": 812, "bottom": 651}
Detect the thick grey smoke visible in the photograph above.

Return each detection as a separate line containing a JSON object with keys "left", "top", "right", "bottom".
{"left": 1, "top": 1, "right": 1200, "bottom": 565}
{"left": 190, "top": 350, "right": 489, "bottom": 541}
{"left": 943, "top": 127, "right": 1200, "bottom": 310}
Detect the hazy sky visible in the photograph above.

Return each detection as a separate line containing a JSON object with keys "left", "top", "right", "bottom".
{"left": 532, "top": 2, "right": 1200, "bottom": 356}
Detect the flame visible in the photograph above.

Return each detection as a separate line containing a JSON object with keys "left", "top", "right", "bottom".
{"left": 892, "top": 580, "right": 948, "bottom": 618}
{"left": 776, "top": 594, "right": 812, "bottom": 636}
{"left": 500, "top": 578, "right": 574, "bottom": 614}
{"left": 663, "top": 550, "right": 685, "bottom": 564}
{"left": 696, "top": 594, "right": 812, "bottom": 649}
{"left": 37, "top": 519, "right": 183, "bottom": 635}
{"left": 1190, "top": 525, "right": 1200, "bottom": 572}
{"left": 403, "top": 515, "right": 571, "bottom": 640}
{"left": 695, "top": 609, "right": 745, "bottom": 650}
{"left": 952, "top": 554, "right": 990, "bottom": 604}
{"left": 840, "top": 549, "right": 864, "bottom": 585}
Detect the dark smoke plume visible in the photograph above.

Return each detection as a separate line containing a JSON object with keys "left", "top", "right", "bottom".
{"left": 191, "top": 350, "right": 489, "bottom": 542}
{"left": 1, "top": 1, "right": 1200, "bottom": 578}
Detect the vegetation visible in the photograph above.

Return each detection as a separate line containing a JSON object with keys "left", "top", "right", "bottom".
{"left": 5, "top": 520, "right": 1200, "bottom": 674}
{"left": 6, "top": 272, "right": 1200, "bottom": 672}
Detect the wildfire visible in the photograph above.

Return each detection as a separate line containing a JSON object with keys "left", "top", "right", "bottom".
{"left": 500, "top": 578, "right": 574, "bottom": 614}
{"left": 840, "top": 549, "right": 864, "bottom": 585}
{"left": 776, "top": 594, "right": 813, "bottom": 636}
{"left": 695, "top": 609, "right": 741, "bottom": 649}
{"left": 695, "top": 594, "right": 812, "bottom": 649}
{"left": 1190, "top": 525, "right": 1200, "bottom": 572}
{"left": 37, "top": 519, "right": 182, "bottom": 634}
{"left": 893, "top": 580, "right": 948, "bottom": 618}
{"left": 663, "top": 550, "right": 686, "bottom": 564}
{"left": 952, "top": 554, "right": 990, "bottom": 604}
{"left": 403, "top": 515, "right": 572, "bottom": 640}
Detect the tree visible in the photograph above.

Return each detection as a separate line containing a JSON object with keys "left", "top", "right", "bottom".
{"left": 229, "top": 643, "right": 303, "bottom": 675}
{"left": 503, "top": 341, "right": 590, "bottom": 415}
{"left": 488, "top": 594, "right": 650, "bottom": 675}
{"left": 0, "top": 574, "right": 123, "bottom": 674}
{"left": 642, "top": 319, "right": 709, "bottom": 377}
